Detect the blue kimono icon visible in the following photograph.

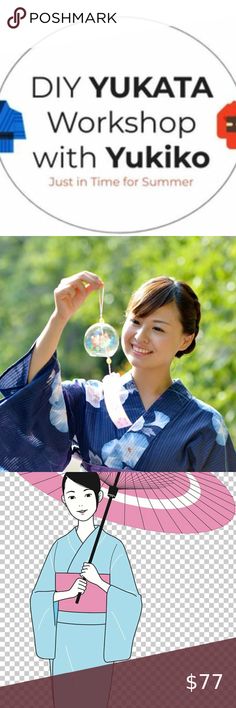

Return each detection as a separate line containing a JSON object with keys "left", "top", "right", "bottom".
{"left": 0, "top": 100, "right": 26, "bottom": 153}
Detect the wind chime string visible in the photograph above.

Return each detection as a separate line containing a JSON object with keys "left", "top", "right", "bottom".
{"left": 98, "top": 285, "right": 113, "bottom": 371}
{"left": 84, "top": 284, "right": 119, "bottom": 374}
{"left": 100, "top": 286, "right": 112, "bottom": 373}
{"left": 99, "top": 285, "right": 105, "bottom": 323}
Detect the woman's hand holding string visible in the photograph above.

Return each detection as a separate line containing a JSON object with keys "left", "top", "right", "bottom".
{"left": 28, "top": 272, "right": 103, "bottom": 382}
{"left": 53, "top": 272, "right": 104, "bottom": 326}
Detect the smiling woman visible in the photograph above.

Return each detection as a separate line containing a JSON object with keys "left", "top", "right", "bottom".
{"left": 122, "top": 277, "right": 199, "bottom": 410}
{"left": 0, "top": 272, "right": 235, "bottom": 472}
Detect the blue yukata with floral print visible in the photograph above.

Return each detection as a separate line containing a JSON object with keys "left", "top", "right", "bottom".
{"left": 0, "top": 347, "right": 235, "bottom": 472}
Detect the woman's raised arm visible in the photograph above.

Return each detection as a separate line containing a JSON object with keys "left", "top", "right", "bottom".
{"left": 28, "top": 271, "right": 103, "bottom": 382}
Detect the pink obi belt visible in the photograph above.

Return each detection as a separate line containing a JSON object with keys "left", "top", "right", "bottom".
{"left": 56, "top": 573, "right": 110, "bottom": 613}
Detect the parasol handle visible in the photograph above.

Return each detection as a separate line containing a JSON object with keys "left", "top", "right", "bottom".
{"left": 75, "top": 474, "right": 121, "bottom": 604}
{"left": 75, "top": 591, "right": 82, "bottom": 605}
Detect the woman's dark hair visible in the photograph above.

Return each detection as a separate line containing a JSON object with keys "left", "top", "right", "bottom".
{"left": 126, "top": 276, "right": 201, "bottom": 358}
{"left": 62, "top": 472, "right": 101, "bottom": 505}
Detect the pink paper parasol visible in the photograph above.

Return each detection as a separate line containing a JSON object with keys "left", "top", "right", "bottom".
{"left": 18, "top": 470, "right": 235, "bottom": 534}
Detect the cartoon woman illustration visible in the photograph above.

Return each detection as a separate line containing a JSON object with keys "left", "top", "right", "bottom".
{"left": 0, "top": 272, "right": 235, "bottom": 471}
{"left": 31, "top": 471, "right": 142, "bottom": 676}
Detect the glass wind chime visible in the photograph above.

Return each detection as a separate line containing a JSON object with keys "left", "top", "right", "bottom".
{"left": 84, "top": 286, "right": 119, "bottom": 373}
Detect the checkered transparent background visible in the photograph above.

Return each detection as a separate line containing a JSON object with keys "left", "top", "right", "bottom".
{"left": 0, "top": 472, "right": 235, "bottom": 686}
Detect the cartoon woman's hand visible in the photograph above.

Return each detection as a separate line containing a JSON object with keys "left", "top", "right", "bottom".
{"left": 81, "top": 563, "right": 102, "bottom": 586}
{"left": 69, "top": 577, "right": 87, "bottom": 597}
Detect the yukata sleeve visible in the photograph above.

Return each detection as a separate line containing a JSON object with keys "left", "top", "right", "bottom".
{"left": 200, "top": 433, "right": 236, "bottom": 472}
{"left": 30, "top": 541, "right": 58, "bottom": 659}
{"left": 0, "top": 346, "right": 83, "bottom": 472}
{"left": 188, "top": 413, "right": 236, "bottom": 472}
{"left": 104, "top": 541, "right": 142, "bottom": 662}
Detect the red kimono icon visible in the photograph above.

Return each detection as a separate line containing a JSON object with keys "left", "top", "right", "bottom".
{"left": 217, "top": 101, "right": 236, "bottom": 149}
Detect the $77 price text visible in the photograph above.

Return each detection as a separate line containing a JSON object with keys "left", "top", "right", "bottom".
{"left": 186, "top": 674, "right": 222, "bottom": 692}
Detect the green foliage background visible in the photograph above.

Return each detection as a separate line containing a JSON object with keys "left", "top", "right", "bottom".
{"left": 0, "top": 235, "right": 235, "bottom": 441}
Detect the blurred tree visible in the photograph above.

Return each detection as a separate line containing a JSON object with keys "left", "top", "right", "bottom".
{"left": 0, "top": 235, "right": 235, "bottom": 440}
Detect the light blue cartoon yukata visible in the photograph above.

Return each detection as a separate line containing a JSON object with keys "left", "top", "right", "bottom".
{"left": 31, "top": 527, "right": 142, "bottom": 676}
